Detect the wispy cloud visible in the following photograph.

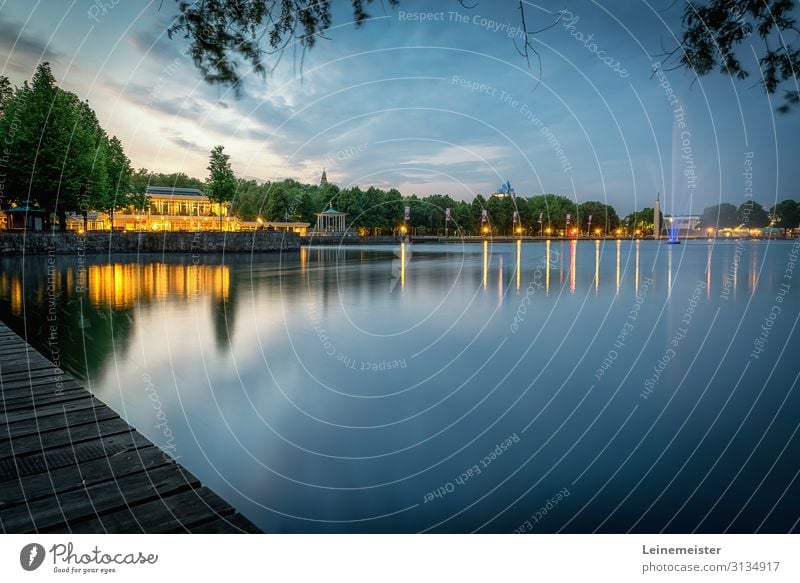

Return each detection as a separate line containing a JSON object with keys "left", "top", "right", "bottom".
{"left": 0, "top": 20, "right": 61, "bottom": 74}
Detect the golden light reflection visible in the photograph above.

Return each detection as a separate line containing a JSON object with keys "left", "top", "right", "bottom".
{"left": 706, "top": 243, "right": 712, "bottom": 298}
{"left": 483, "top": 240, "right": 488, "bottom": 289}
{"left": 570, "top": 239, "right": 577, "bottom": 294}
{"left": 749, "top": 244, "right": 758, "bottom": 295}
{"left": 401, "top": 242, "right": 406, "bottom": 291}
{"left": 498, "top": 255, "right": 504, "bottom": 304}
{"left": 10, "top": 275, "right": 22, "bottom": 316}
{"left": 300, "top": 246, "right": 308, "bottom": 274}
{"left": 545, "top": 239, "right": 551, "bottom": 295}
{"left": 616, "top": 239, "right": 621, "bottom": 295}
{"left": 516, "top": 239, "right": 521, "bottom": 292}
{"left": 88, "top": 263, "right": 231, "bottom": 308}
{"left": 594, "top": 239, "right": 600, "bottom": 294}
{"left": 635, "top": 240, "right": 640, "bottom": 295}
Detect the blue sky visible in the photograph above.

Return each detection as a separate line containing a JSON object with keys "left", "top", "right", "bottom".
{"left": 1, "top": 0, "right": 798, "bottom": 215}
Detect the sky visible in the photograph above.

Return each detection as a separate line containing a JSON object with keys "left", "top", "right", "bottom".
{"left": 0, "top": 0, "right": 798, "bottom": 215}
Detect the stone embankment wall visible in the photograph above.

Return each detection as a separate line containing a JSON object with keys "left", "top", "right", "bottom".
{"left": 0, "top": 231, "right": 300, "bottom": 255}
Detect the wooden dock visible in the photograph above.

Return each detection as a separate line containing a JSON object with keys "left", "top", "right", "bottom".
{"left": 0, "top": 321, "right": 261, "bottom": 533}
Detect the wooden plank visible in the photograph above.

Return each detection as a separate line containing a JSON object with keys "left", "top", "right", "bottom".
{"left": 0, "top": 361, "right": 61, "bottom": 375}
{"left": 0, "top": 388, "right": 93, "bottom": 413}
{"left": 0, "top": 379, "right": 83, "bottom": 401}
{"left": 0, "top": 379, "right": 85, "bottom": 402}
{"left": 0, "top": 396, "right": 103, "bottom": 426}
{"left": 1, "top": 375, "right": 77, "bottom": 392}
{"left": 0, "top": 463, "right": 201, "bottom": 533}
{"left": 1, "top": 368, "right": 68, "bottom": 384}
{"left": 0, "top": 430, "right": 151, "bottom": 483}
{"left": 0, "top": 357, "right": 54, "bottom": 370}
{"left": 67, "top": 486, "right": 234, "bottom": 534}
{"left": 1, "top": 405, "right": 118, "bottom": 439}
{"left": 0, "top": 349, "right": 51, "bottom": 363}
{"left": 0, "top": 445, "right": 174, "bottom": 510}
{"left": 0, "top": 347, "right": 37, "bottom": 358}
{"left": 189, "top": 512, "right": 262, "bottom": 534}
{"left": 0, "top": 417, "right": 133, "bottom": 459}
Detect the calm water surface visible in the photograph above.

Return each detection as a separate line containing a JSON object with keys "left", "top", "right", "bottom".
{"left": 2, "top": 239, "right": 799, "bottom": 532}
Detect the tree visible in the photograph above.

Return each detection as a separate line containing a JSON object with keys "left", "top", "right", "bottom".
{"left": 579, "top": 200, "right": 620, "bottom": 235}
{"left": 669, "top": 0, "right": 800, "bottom": 112}
{"left": 771, "top": 199, "right": 799, "bottom": 235}
{"left": 0, "top": 76, "right": 12, "bottom": 115}
{"left": 206, "top": 145, "right": 236, "bottom": 230}
{"left": 0, "top": 63, "right": 105, "bottom": 229}
{"left": 699, "top": 202, "right": 739, "bottom": 228}
{"left": 624, "top": 207, "right": 664, "bottom": 236}
{"left": 737, "top": 200, "right": 770, "bottom": 227}
{"left": 99, "top": 136, "right": 133, "bottom": 228}
{"left": 168, "top": 0, "right": 399, "bottom": 91}
{"left": 527, "top": 194, "right": 578, "bottom": 233}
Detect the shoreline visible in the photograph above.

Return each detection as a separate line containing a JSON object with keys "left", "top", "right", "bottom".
{"left": 0, "top": 230, "right": 301, "bottom": 255}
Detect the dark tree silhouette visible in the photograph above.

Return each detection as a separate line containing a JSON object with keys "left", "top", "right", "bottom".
{"left": 662, "top": 0, "right": 800, "bottom": 112}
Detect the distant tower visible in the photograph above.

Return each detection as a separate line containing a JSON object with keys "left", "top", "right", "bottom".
{"left": 320, "top": 168, "right": 328, "bottom": 186}
{"left": 653, "top": 193, "right": 661, "bottom": 240}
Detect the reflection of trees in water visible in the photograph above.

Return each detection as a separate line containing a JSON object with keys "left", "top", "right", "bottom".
{"left": 211, "top": 267, "right": 235, "bottom": 354}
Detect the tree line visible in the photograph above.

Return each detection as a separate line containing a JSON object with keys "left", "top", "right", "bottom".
{"left": 0, "top": 63, "right": 132, "bottom": 230}
{"left": 2, "top": 64, "right": 798, "bottom": 236}
{"left": 699, "top": 201, "right": 800, "bottom": 234}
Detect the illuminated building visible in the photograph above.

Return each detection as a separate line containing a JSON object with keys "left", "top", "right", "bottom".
{"left": 63, "top": 186, "right": 308, "bottom": 234}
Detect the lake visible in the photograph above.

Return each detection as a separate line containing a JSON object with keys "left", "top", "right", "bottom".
{"left": 1, "top": 238, "right": 799, "bottom": 533}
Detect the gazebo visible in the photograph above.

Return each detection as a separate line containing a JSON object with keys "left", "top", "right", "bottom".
{"left": 315, "top": 207, "right": 347, "bottom": 233}
{"left": 4, "top": 205, "right": 47, "bottom": 231}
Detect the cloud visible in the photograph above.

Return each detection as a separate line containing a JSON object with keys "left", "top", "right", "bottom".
{"left": 170, "top": 137, "right": 206, "bottom": 153}
{"left": 0, "top": 20, "right": 61, "bottom": 74}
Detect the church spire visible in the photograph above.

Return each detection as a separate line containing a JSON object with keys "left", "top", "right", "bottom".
{"left": 320, "top": 168, "right": 328, "bottom": 185}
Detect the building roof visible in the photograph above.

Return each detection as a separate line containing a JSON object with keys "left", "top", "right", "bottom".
{"left": 146, "top": 186, "right": 206, "bottom": 198}
{"left": 5, "top": 205, "right": 46, "bottom": 214}
{"left": 317, "top": 208, "right": 346, "bottom": 215}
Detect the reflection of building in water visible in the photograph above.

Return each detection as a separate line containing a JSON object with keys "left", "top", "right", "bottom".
{"left": 88, "top": 263, "right": 230, "bottom": 308}
{"left": 0, "top": 272, "right": 24, "bottom": 316}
